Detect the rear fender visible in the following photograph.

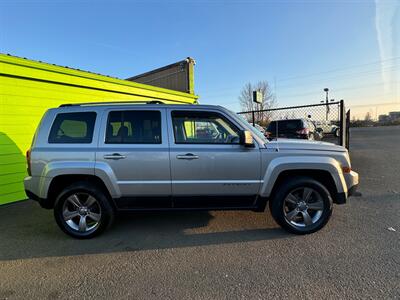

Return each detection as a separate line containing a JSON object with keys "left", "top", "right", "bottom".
{"left": 39, "top": 161, "right": 120, "bottom": 199}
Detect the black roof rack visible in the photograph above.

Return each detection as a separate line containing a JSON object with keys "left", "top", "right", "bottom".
{"left": 58, "top": 100, "right": 171, "bottom": 107}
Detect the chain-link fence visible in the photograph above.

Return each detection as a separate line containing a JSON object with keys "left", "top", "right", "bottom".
{"left": 238, "top": 101, "right": 349, "bottom": 148}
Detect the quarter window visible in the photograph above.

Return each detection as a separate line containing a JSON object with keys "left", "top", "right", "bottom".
{"left": 105, "top": 110, "right": 161, "bottom": 144}
{"left": 172, "top": 111, "right": 240, "bottom": 144}
{"left": 48, "top": 112, "right": 96, "bottom": 144}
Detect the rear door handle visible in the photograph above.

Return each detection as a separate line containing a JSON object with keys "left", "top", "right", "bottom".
{"left": 176, "top": 153, "right": 199, "bottom": 160}
{"left": 103, "top": 153, "right": 126, "bottom": 160}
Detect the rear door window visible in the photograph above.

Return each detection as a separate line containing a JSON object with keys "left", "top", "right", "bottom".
{"left": 105, "top": 110, "right": 161, "bottom": 144}
{"left": 48, "top": 112, "right": 96, "bottom": 144}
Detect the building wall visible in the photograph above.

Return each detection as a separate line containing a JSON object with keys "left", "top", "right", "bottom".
{"left": 389, "top": 111, "right": 400, "bottom": 121}
{"left": 0, "top": 54, "right": 198, "bottom": 205}
{"left": 127, "top": 58, "right": 195, "bottom": 94}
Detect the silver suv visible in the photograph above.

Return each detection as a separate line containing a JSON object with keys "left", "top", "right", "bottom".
{"left": 24, "top": 102, "right": 359, "bottom": 238}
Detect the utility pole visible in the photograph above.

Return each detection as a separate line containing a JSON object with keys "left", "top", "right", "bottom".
{"left": 324, "top": 88, "right": 329, "bottom": 121}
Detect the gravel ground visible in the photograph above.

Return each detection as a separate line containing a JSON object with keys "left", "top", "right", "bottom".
{"left": 0, "top": 126, "right": 399, "bottom": 299}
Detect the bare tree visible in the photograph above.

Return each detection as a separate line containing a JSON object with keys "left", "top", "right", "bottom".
{"left": 239, "top": 81, "right": 276, "bottom": 126}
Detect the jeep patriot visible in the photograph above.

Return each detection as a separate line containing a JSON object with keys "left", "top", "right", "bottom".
{"left": 24, "top": 102, "right": 359, "bottom": 238}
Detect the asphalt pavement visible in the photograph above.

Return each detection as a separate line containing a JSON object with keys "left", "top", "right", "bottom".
{"left": 0, "top": 126, "right": 399, "bottom": 299}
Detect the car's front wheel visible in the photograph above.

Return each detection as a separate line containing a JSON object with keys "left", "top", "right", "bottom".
{"left": 54, "top": 182, "right": 114, "bottom": 239}
{"left": 269, "top": 177, "right": 333, "bottom": 234}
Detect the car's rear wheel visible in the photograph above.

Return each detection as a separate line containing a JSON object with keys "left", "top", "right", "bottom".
{"left": 54, "top": 182, "right": 114, "bottom": 239}
{"left": 334, "top": 128, "right": 340, "bottom": 137}
{"left": 269, "top": 177, "right": 333, "bottom": 234}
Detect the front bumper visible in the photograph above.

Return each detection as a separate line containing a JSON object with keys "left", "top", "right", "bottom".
{"left": 345, "top": 170, "right": 359, "bottom": 194}
{"left": 348, "top": 184, "right": 359, "bottom": 197}
{"left": 336, "top": 170, "right": 359, "bottom": 204}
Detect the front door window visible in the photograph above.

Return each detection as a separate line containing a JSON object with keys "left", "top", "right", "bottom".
{"left": 172, "top": 111, "right": 240, "bottom": 144}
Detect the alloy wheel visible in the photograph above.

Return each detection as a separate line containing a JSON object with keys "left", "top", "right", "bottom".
{"left": 283, "top": 187, "right": 325, "bottom": 228}
{"left": 62, "top": 192, "right": 102, "bottom": 233}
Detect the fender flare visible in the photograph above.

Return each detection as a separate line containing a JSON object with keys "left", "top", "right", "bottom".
{"left": 259, "top": 156, "right": 347, "bottom": 197}
{"left": 39, "top": 161, "right": 120, "bottom": 199}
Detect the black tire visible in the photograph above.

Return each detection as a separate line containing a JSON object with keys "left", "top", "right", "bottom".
{"left": 54, "top": 181, "right": 114, "bottom": 239}
{"left": 334, "top": 128, "right": 340, "bottom": 137}
{"left": 269, "top": 177, "right": 333, "bottom": 234}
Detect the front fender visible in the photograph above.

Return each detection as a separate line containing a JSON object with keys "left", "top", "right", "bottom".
{"left": 260, "top": 156, "right": 347, "bottom": 197}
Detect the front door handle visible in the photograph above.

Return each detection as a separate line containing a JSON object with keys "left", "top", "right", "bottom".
{"left": 176, "top": 153, "right": 199, "bottom": 160}
{"left": 103, "top": 153, "right": 126, "bottom": 160}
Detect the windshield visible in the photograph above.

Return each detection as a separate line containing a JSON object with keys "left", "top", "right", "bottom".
{"left": 233, "top": 112, "right": 268, "bottom": 143}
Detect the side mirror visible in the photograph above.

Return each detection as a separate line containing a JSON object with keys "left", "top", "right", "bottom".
{"left": 239, "top": 130, "right": 255, "bottom": 147}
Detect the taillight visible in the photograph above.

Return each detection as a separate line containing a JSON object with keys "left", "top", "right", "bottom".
{"left": 26, "top": 149, "right": 31, "bottom": 176}
{"left": 296, "top": 128, "right": 309, "bottom": 135}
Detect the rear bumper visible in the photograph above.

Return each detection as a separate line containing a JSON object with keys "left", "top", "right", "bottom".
{"left": 24, "top": 176, "right": 52, "bottom": 209}
{"left": 268, "top": 134, "right": 308, "bottom": 140}
{"left": 24, "top": 176, "right": 39, "bottom": 194}
{"left": 25, "top": 189, "right": 52, "bottom": 209}
{"left": 25, "top": 189, "right": 40, "bottom": 202}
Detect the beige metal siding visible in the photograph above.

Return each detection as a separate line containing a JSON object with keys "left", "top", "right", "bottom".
{"left": 127, "top": 58, "right": 195, "bottom": 94}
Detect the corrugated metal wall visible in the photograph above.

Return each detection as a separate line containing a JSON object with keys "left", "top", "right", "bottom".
{"left": 0, "top": 54, "right": 198, "bottom": 205}
{"left": 127, "top": 58, "right": 195, "bottom": 94}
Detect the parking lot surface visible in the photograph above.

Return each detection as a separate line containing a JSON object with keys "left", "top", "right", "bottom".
{"left": 0, "top": 126, "right": 399, "bottom": 299}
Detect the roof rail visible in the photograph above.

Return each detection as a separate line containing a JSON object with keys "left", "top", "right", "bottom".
{"left": 58, "top": 100, "right": 171, "bottom": 107}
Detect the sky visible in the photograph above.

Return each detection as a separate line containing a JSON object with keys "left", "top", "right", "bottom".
{"left": 1, "top": 0, "right": 399, "bottom": 119}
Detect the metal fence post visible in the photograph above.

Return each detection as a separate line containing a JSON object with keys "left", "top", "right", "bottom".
{"left": 346, "top": 109, "right": 351, "bottom": 150}
{"left": 339, "top": 100, "right": 345, "bottom": 147}
{"left": 252, "top": 111, "right": 255, "bottom": 126}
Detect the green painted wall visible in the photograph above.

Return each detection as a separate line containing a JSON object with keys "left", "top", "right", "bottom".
{"left": 0, "top": 54, "right": 198, "bottom": 205}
